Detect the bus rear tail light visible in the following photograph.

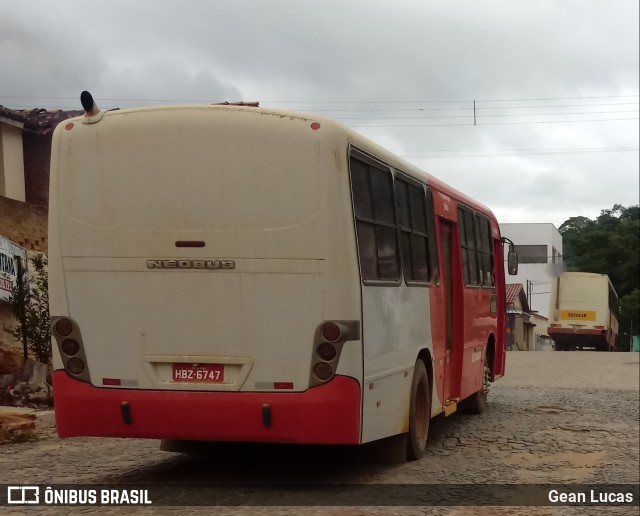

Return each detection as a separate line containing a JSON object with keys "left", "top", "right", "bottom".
{"left": 317, "top": 343, "right": 337, "bottom": 361}
{"left": 61, "top": 339, "right": 80, "bottom": 356}
{"left": 51, "top": 316, "right": 92, "bottom": 384}
{"left": 314, "top": 363, "right": 333, "bottom": 380}
{"left": 55, "top": 318, "right": 74, "bottom": 337}
{"left": 310, "top": 320, "right": 360, "bottom": 388}
{"left": 321, "top": 322, "right": 341, "bottom": 342}
{"left": 67, "top": 358, "right": 86, "bottom": 375}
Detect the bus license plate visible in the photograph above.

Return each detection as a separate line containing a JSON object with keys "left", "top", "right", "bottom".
{"left": 172, "top": 363, "right": 224, "bottom": 383}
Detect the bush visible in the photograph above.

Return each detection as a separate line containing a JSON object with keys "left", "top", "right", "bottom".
{"left": 7, "top": 254, "right": 51, "bottom": 365}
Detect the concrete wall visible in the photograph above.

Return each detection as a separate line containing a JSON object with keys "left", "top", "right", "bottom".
{"left": 501, "top": 223, "right": 563, "bottom": 317}
{"left": 0, "top": 122, "right": 26, "bottom": 202}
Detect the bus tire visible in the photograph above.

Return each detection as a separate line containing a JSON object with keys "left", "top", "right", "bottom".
{"left": 466, "top": 362, "right": 490, "bottom": 414}
{"left": 407, "top": 360, "right": 431, "bottom": 460}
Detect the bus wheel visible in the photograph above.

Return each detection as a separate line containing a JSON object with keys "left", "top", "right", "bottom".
{"left": 407, "top": 360, "right": 431, "bottom": 460}
{"left": 466, "top": 362, "right": 490, "bottom": 414}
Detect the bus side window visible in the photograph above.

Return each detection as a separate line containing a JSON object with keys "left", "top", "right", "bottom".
{"left": 395, "top": 175, "right": 434, "bottom": 284}
{"left": 458, "top": 207, "right": 479, "bottom": 287}
{"left": 476, "top": 215, "right": 495, "bottom": 287}
{"left": 350, "top": 154, "right": 400, "bottom": 283}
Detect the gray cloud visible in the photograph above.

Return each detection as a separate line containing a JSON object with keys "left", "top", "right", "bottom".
{"left": 1, "top": 0, "right": 637, "bottom": 226}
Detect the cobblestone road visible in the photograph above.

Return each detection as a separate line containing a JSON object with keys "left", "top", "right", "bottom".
{"left": 1, "top": 351, "right": 638, "bottom": 515}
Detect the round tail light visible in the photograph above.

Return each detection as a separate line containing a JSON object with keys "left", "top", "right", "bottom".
{"left": 55, "top": 318, "right": 73, "bottom": 337}
{"left": 61, "top": 339, "right": 80, "bottom": 356}
{"left": 317, "top": 343, "right": 337, "bottom": 361}
{"left": 67, "top": 358, "right": 85, "bottom": 375}
{"left": 321, "top": 322, "right": 341, "bottom": 342}
{"left": 314, "top": 363, "right": 333, "bottom": 380}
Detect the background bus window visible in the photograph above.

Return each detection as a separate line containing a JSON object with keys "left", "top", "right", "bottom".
{"left": 350, "top": 154, "right": 400, "bottom": 282}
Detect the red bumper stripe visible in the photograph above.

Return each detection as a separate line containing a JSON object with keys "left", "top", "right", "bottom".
{"left": 53, "top": 371, "right": 361, "bottom": 444}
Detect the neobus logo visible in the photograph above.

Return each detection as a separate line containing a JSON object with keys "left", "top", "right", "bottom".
{"left": 147, "top": 259, "right": 235, "bottom": 270}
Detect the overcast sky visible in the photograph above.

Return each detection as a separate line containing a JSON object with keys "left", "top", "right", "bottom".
{"left": 1, "top": 0, "right": 638, "bottom": 228}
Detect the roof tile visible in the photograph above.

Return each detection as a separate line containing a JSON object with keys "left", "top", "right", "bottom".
{"left": 0, "top": 106, "right": 84, "bottom": 135}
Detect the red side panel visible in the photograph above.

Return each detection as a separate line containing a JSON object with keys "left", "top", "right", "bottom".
{"left": 53, "top": 371, "right": 361, "bottom": 444}
{"left": 492, "top": 237, "right": 507, "bottom": 378}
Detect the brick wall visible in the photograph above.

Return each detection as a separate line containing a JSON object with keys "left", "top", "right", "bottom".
{"left": 0, "top": 195, "right": 47, "bottom": 252}
{"left": 22, "top": 133, "right": 52, "bottom": 208}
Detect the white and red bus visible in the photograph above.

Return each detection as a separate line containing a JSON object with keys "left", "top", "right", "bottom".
{"left": 49, "top": 92, "right": 517, "bottom": 459}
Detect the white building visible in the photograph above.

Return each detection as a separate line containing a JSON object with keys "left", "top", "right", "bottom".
{"left": 500, "top": 223, "right": 563, "bottom": 318}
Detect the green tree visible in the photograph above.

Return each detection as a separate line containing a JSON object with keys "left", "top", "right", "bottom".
{"left": 560, "top": 205, "right": 640, "bottom": 299}
{"left": 619, "top": 289, "right": 640, "bottom": 352}
{"left": 7, "top": 254, "right": 51, "bottom": 364}
{"left": 560, "top": 205, "right": 640, "bottom": 350}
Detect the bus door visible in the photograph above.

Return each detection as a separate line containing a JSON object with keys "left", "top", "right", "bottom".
{"left": 439, "top": 220, "right": 459, "bottom": 405}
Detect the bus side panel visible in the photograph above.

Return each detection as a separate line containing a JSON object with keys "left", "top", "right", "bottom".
{"left": 459, "top": 287, "right": 496, "bottom": 400}
{"left": 492, "top": 236, "right": 507, "bottom": 378}
{"left": 48, "top": 129, "right": 68, "bottom": 373}
{"left": 360, "top": 286, "right": 433, "bottom": 444}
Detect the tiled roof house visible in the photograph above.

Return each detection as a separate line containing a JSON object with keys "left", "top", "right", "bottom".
{"left": 0, "top": 106, "right": 83, "bottom": 207}
{"left": 505, "top": 283, "right": 535, "bottom": 350}
{"left": 505, "top": 283, "right": 530, "bottom": 313}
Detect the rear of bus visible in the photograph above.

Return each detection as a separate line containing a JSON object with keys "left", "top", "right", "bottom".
{"left": 49, "top": 105, "right": 363, "bottom": 444}
{"left": 548, "top": 272, "right": 616, "bottom": 351}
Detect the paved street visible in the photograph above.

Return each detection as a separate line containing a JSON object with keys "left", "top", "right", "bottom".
{"left": 1, "top": 351, "right": 638, "bottom": 515}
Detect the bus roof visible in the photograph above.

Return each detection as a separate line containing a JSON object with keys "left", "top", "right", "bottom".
{"left": 67, "top": 103, "right": 497, "bottom": 222}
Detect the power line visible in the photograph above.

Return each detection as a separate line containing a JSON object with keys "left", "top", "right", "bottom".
{"left": 334, "top": 109, "right": 639, "bottom": 120}
{"left": 307, "top": 102, "right": 640, "bottom": 113}
{"left": 392, "top": 146, "right": 637, "bottom": 152}
{"left": 399, "top": 147, "right": 639, "bottom": 159}
{"left": 269, "top": 94, "right": 640, "bottom": 104}
{"left": 348, "top": 117, "right": 639, "bottom": 127}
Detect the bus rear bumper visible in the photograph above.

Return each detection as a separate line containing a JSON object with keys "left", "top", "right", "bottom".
{"left": 548, "top": 328, "right": 606, "bottom": 336}
{"left": 53, "top": 370, "right": 361, "bottom": 444}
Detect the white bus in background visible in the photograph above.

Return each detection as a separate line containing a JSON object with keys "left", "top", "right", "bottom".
{"left": 548, "top": 272, "right": 619, "bottom": 351}
{"left": 49, "top": 92, "right": 517, "bottom": 460}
